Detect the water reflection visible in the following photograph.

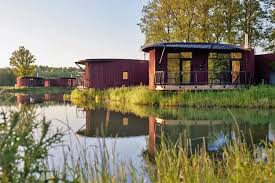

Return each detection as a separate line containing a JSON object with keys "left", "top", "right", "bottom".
{"left": 1, "top": 93, "right": 275, "bottom": 171}
{"left": 15, "top": 93, "right": 65, "bottom": 105}
{"left": 76, "top": 106, "right": 275, "bottom": 157}
{"left": 148, "top": 115, "right": 273, "bottom": 156}
{"left": 77, "top": 108, "right": 149, "bottom": 137}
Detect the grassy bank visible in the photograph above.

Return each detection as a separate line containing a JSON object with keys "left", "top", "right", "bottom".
{"left": 70, "top": 85, "right": 275, "bottom": 108}
{"left": 0, "top": 86, "right": 73, "bottom": 94}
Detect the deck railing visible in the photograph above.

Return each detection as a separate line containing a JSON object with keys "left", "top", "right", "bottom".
{"left": 155, "top": 70, "right": 252, "bottom": 86}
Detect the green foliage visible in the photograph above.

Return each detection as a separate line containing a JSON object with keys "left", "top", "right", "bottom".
{"left": 70, "top": 85, "right": 275, "bottom": 108}
{"left": 0, "top": 68, "right": 16, "bottom": 86}
{"left": 0, "top": 105, "right": 63, "bottom": 182}
{"left": 139, "top": 0, "right": 273, "bottom": 48}
{"left": 9, "top": 46, "right": 36, "bottom": 77}
{"left": 33, "top": 65, "right": 81, "bottom": 78}
{"left": 147, "top": 136, "right": 275, "bottom": 182}
{"left": 263, "top": 2, "right": 274, "bottom": 53}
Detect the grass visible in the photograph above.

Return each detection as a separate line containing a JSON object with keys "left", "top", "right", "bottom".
{"left": 70, "top": 85, "right": 275, "bottom": 108}
{"left": 0, "top": 86, "right": 73, "bottom": 94}
{"left": 147, "top": 137, "right": 275, "bottom": 183}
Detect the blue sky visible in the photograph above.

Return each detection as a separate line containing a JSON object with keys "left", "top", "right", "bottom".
{"left": 0, "top": 0, "right": 148, "bottom": 67}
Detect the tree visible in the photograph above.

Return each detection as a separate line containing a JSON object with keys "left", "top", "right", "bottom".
{"left": 0, "top": 68, "right": 16, "bottom": 86}
{"left": 139, "top": 0, "right": 272, "bottom": 48}
{"left": 9, "top": 46, "right": 36, "bottom": 77}
{"left": 265, "top": 6, "right": 275, "bottom": 53}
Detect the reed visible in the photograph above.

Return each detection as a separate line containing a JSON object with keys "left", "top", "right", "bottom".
{"left": 70, "top": 85, "right": 275, "bottom": 108}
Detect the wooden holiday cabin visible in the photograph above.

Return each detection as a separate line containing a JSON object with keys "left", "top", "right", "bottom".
{"left": 255, "top": 53, "right": 275, "bottom": 85}
{"left": 142, "top": 42, "right": 255, "bottom": 90}
{"left": 75, "top": 59, "right": 149, "bottom": 89}
{"left": 44, "top": 77, "right": 77, "bottom": 88}
{"left": 16, "top": 76, "right": 44, "bottom": 87}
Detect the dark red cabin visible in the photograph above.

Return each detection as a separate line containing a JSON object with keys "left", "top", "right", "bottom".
{"left": 75, "top": 59, "right": 149, "bottom": 89}
{"left": 44, "top": 77, "right": 77, "bottom": 88}
{"left": 142, "top": 42, "right": 255, "bottom": 90}
{"left": 255, "top": 53, "right": 275, "bottom": 84}
{"left": 16, "top": 77, "right": 44, "bottom": 87}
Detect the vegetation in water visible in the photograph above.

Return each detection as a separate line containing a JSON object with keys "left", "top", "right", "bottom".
{"left": 70, "top": 85, "right": 275, "bottom": 108}
{"left": 147, "top": 136, "right": 275, "bottom": 183}
{"left": 0, "top": 105, "right": 63, "bottom": 182}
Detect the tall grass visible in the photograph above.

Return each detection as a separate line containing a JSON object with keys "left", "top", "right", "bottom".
{"left": 147, "top": 138, "right": 275, "bottom": 183}
{"left": 70, "top": 85, "right": 275, "bottom": 108}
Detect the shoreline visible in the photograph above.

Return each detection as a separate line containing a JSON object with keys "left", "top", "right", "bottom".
{"left": 0, "top": 86, "right": 73, "bottom": 94}
{"left": 69, "top": 85, "right": 275, "bottom": 108}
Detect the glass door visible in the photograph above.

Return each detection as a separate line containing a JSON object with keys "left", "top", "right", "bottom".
{"left": 232, "top": 61, "right": 240, "bottom": 84}
{"left": 167, "top": 53, "right": 180, "bottom": 84}
{"left": 181, "top": 60, "right": 191, "bottom": 84}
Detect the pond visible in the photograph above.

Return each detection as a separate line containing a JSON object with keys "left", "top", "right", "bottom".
{"left": 0, "top": 92, "right": 275, "bottom": 179}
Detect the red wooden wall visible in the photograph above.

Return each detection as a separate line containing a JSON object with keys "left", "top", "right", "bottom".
{"left": 16, "top": 77, "right": 44, "bottom": 87}
{"left": 255, "top": 54, "right": 275, "bottom": 84}
{"left": 84, "top": 59, "right": 148, "bottom": 89}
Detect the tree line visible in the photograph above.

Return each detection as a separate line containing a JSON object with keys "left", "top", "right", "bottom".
{"left": 0, "top": 46, "right": 80, "bottom": 86}
{"left": 139, "top": 0, "right": 274, "bottom": 51}
{"left": 0, "top": 66, "right": 81, "bottom": 86}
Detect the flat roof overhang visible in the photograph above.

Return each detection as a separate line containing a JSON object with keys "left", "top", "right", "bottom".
{"left": 75, "top": 58, "right": 148, "bottom": 65}
{"left": 141, "top": 42, "right": 246, "bottom": 52}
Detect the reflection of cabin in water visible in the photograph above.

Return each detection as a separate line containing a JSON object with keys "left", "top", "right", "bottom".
{"left": 75, "top": 59, "right": 149, "bottom": 89}
{"left": 142, "top": 42, "right": 255, "bottom": 90}
{"left": 148, "top": 117, "right": 270, "bottom": 155}
{"left": 16, "top": 93, "right": 64, "bottom": 105}
{"left": 77, "top": 109, "right": 149, "bottom": 137}
{"left": 16, "top": 94, "right": 44, "bottom": 104}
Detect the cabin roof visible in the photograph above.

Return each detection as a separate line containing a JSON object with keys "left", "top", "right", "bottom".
{"left": 75, "top": 58, "right": 148, "bottom": 65}
{"left": 142, "top": 42, "right": 245, "bottom": 52}
{"left": 18, "top": 76, "right": 44, "bottom": 79}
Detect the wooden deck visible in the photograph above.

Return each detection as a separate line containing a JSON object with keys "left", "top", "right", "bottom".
{"left": 155, "top": 84, "right": 245, "bottom": 91}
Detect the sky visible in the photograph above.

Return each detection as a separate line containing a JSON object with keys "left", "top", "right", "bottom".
{"left": 0, "top": 0, "right": 149, "bottom": 68}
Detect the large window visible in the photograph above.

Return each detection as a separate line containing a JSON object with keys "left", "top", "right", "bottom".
{"left": 182, "top": 60, "right": 191, "bottom": 84}
{"left": 208, "top": 53, "right": 230, "bottom": 83}
{"left": 167, "top": 53, "right": 180, "bottom": 84}
{"left": 167, "top": 52, "right": 192, "bottom": 84}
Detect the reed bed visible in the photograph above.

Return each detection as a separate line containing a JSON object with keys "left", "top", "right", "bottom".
{"left": 70, "top": 85, "right": 275, "bottom": 108}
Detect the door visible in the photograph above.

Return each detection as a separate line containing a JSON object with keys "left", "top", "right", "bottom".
{"left": 167, "top": 53, "right": 180, "bottom": 85}
{"left": 167, "top": 52, "right": 192, "bottom": 85}
{"left": 181, "top": 60, "right": 191, "bottom": 84}
{"left": 232, "top": 61, "right": 240, "bottom": 84}
{"left": 193, "top": 52, "right": 208, "bottom": 84}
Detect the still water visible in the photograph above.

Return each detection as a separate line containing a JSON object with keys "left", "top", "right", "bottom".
{"left": 1, "top": 93, "right": 275, "bottom": 173}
